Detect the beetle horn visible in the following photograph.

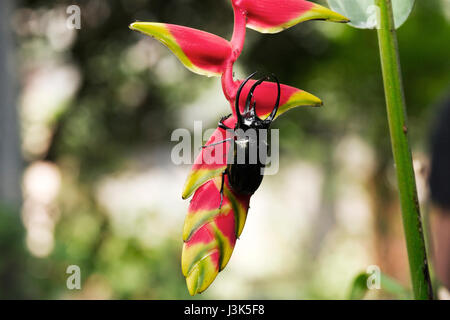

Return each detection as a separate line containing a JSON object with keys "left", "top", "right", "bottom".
{"left": 264, "top": 74, "right": 281, "bottom": 123}
{"left": 235, "top": 71, "right": 258, "bottom": 125}
{"left": 245, "top": 76, "right": 269, "bottom": 116}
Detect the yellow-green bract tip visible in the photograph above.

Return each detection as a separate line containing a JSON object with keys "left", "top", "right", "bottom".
{"left": 129, "top": 21, "right": 146, "bottom": 32}
{"left": 311, "top": 3, "right": 350, "bottom": 23}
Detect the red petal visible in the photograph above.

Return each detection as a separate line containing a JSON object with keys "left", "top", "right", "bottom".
{"left": 130, "top": 22, "right": 232, "bottom": 76}
{"left": 235, "top": 79, "right": 322, "bottom": 119}
{"left": 182, "top": 176, "right": 250, "bottom": 295}
{"left": 182, "top": 117, "right": 236, "bottom": 199}
{"left": 232, "top": 0, "right": 349, "bottom": 33}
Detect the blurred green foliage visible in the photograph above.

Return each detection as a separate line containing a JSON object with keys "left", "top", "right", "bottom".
{"left": 348, "top": 271, "right": 411, "bottom": 300}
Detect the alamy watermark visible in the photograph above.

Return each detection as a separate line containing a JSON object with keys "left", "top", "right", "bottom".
{"left": 367, "top": 265, "right": 381, "bottom": 290}
{"left": 66, "top": 265, "right": 81, "bottom": 290}
{"left": 171, "top": 121, "right": 280, "bottom": 175}
{"left": 66, "top": 5, "right": 81, "bottom": 30}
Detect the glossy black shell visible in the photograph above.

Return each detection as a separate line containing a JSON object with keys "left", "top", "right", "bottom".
{"left": 227, "top": 132, "right": 267, "bottom": 195}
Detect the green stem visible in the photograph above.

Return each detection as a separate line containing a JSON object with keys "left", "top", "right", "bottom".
{"left": 375, "top": 0, "right": 433, "bottom": 300}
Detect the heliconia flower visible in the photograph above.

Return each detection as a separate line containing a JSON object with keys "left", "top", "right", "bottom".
{"left": 181, "top": 81, "right": 322, "bottom": 295}
{"left": 182, "top": 81, "right": 322, "bottom": 200}
{"left": 231, "top": 0, "right": 349, "bottom": 33}
{"left": 129, "top": 22, "right": 232, "bottom": 77}
{"left": 129, "top": 0, "right": 345, "bottom": 297}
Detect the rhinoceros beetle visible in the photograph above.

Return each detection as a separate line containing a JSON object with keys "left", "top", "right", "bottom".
{"left": 203, "top": 72, "right": 280, "bottom": 207}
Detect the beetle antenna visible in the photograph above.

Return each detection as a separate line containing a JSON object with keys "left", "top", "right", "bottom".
{"left": 264, "top": 74, "right": 281, "bottom": 123}
{"left": 235, "top": 71, "right": 258, "bottom": 125}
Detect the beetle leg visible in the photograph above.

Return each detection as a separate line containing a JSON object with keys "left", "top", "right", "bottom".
{"left": 201, "top": 138, "right": 233, "bottom": 149}
{"left": 219, "top": 170, "right": 227, "bottom": 209}
{"left": 218, "top": 114, "right": 233, "bottom": 131}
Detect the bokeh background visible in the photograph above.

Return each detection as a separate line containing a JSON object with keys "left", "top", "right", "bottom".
{"left": 0, "top": 0, "right": 449, "bottom": 299}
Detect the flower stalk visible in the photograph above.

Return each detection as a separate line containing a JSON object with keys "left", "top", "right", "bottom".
{"left": 221, "top": 5, "right": 246, "bottom": 101}
{"left": 375, "top": 0, "right": 433, "bottom": 300}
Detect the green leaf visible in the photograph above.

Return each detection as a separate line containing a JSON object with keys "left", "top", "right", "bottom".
{"left": 327, "top": 0, "right": 415, "bottom": 29}
{"left": 380, "top": 273, "right": 412, "bottom": 299}
{"left": 348, "top": 271, "right": 412, "bottom": 300}
{"left": 348, "top": 273, "right": 370, "bottom": 300}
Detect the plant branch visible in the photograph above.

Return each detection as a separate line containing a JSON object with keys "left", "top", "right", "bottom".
{"left": 375, "top": 0, "right": 433, "bottom": 300}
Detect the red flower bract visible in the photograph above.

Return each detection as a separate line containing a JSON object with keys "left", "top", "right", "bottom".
{"left": 182, "top": 174, "right": 250, "bottom": 295}
{"left": 235, "top": 79, "right": 323, "bottom": 119}
{"left": 232, "top": 0, "right": 349, "bottom": 33}
{"left": 129, "top": 22, "right": 232, "bottom": 77}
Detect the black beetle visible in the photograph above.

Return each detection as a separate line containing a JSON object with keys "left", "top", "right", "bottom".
{"left": 203, "top": 72, "right": 280, "bottom": 207}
